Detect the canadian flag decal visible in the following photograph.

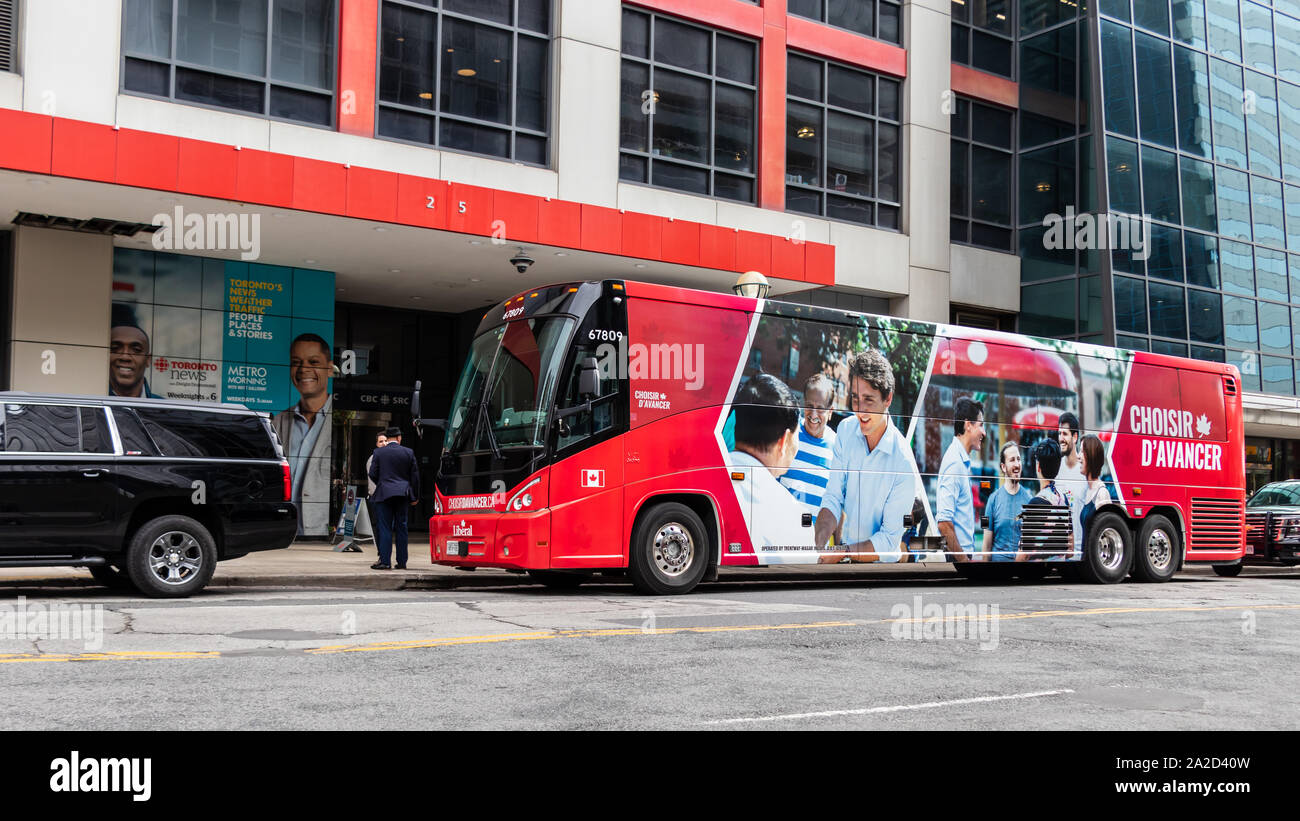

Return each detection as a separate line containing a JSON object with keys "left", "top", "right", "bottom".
{"left": 581, "top": 469, "right": 605, "bottom": 488}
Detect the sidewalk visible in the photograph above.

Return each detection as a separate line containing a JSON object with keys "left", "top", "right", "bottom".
{"left": 0, "top": 538, "right": 961, "bottom": 592}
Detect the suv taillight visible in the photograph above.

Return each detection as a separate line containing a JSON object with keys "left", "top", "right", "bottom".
{"left": 281, "top": 460, "right": 292, "bottom": 502}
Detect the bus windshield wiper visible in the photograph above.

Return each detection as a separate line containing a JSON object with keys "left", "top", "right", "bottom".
{"left": 475, "top": 398, "right": 504, "bottom": 461}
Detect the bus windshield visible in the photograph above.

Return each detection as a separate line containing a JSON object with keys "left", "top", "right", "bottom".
{"left": 444, "top": 316, "right": 574, "bottom": 454}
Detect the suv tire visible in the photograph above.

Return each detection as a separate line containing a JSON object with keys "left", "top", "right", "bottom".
{"left": 628, "top": 502, "right": 709, "bottom": 595}
{"left": 125, "top": 515, "right": 217, "bottom": 598}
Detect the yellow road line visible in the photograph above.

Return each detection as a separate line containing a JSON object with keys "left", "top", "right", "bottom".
{"left": 1, "top": 603, "right": 1296, "bottom": 664}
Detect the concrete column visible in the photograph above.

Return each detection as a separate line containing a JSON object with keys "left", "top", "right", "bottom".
{"left": 7, "top": 226, "right": 114, "bottom": 393}
{"left": 554, "top": 0, "right": 622, "bottom": 206}
{"left": 901, "top": 0, "right": 953, "bottom": 320}
{"left": 22, "top": 0, "right": 121, "bottom": 123}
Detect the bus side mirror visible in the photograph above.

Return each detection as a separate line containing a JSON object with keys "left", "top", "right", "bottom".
{"left": 410, "top": 381, "right": 447, "bottom": 438}
{"left": 412, "top": 380, "right": 422, "bottom": 419}
{"left": 578, "top": 356, "right": 600, "bottom": 398}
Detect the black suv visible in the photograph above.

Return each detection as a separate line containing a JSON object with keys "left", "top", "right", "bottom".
{"left": 1216, "top": 480, "right": 1300, "bottom": 576}
{"left": 0, "top": 393, "right": 297, "bottom": 597}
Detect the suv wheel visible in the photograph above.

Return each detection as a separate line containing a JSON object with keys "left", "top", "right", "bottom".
{"left": 125, "top": 515, "right": 217, "bottom": 598}
{"left": 88, "top": 564, "right": 135, "bottom": 591}
{"left": 628, "top": 502, "right": 709, "bottom": 595}
{"left": 1078, "top": 511, "right": 1132, "bottom": 584}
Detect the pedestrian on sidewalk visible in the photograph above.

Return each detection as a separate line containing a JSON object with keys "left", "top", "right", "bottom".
{"left": 365, "top": 431, "right": 388, "bottom": 498}
{"left": 367, "top": 426, "right": 420, "bottom": 570}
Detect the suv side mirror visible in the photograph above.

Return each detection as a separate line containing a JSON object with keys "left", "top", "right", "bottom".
{"left": 578, "top": 356, "right": 600, "bottom": 398}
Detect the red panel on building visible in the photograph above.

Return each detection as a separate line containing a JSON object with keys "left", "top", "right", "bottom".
{"left": 116, "top": 129, "right": 180, "bottom": 191}
{"left": 176, "top": 139, "right": 238, "bottom": 200}
{"left": 51, "top": 119, "right": 116, "bottom": 182}
{"left": 292, "top": 157, "right": 348, "bottom": 215}
{"left": 338, "top": 0, "right": 379, "bottom": 137}
{"left": 621, "top": 212, "right": 663, "bottom": 261}
{"left": 699, "top": 224, "right": 738, "bottom": 271}
{"left": 786, "top": 15, "right": 907, "bottom": 77}
{"left": 660, "top": 219, "right": 701, "bottom": 267}
{"left": 445, "top": 182, "right": 494, "bottom": 235}
{"left": 235, "top": 148, "right": 294, "bottom": 207}
{"left": 395, "top": 175, "right": 449, "bottom": 229}
{"left": 346, "top": 166, "right": 399, "bottom": 222}
{"left": 735, "top": 230, "right": 773, "bottom": 276}
{"left": 537, "top": 198, "right": 582, "bottom": 249}
{"left": 492, "top": 191, "right": 539, "bottom": 245}
{"left": 804, "top": 241, "right": 836, "bottom": 285}
{"left": 0, "top": 110, "right": 52, "bottom": 174}
{"left": 771, "top": 236, "right": 806, "bottom": 282}
{"left": 951, "top": 64, "right": 1018, "bottom": 109}
{"left": 581, "top": 204, "right": 623, "bottom": 255}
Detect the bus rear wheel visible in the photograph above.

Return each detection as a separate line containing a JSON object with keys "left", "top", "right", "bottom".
{"left": 628, "top": 502, "right": 709, "bottom": 595}
{"left": 1079, "top": 512, "right": 1132, "bottom": 584}
{"left": 1131, "top": 514, "right": 1179, "bottom": 583}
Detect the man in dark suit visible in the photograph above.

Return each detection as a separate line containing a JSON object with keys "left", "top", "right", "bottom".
{"left": 367, "top": 426, "right": 420, "bottom": 570}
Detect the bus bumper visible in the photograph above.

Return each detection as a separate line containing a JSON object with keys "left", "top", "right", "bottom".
{"left": 431, "top": 509, "right": 551, "bottom": 570}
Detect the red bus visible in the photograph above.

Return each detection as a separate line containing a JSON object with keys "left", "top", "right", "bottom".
{"left": 419, "top": 280, "right": 1246, "bottom": 594}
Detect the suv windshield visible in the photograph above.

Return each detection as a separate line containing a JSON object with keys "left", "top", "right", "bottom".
{"left": 1248, "top": 482, "right": 1300, "bottom": 507}
{"left": 445, "top": 316, "right": 574, "bottom": 454}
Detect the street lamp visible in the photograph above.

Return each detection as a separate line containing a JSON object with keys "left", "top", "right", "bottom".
{"left": 733, "top": 270, "right": 771, "bottom": 299}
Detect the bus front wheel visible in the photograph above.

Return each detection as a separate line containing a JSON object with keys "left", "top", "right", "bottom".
{"left": 1079, "top": 512, "right": 1132, "bottom": 584}
{"left": 1131, "top": 514, "right": 1179, "bottom": 583}
{"left": 628, "top": 502, "right": 710, "bottom": 595}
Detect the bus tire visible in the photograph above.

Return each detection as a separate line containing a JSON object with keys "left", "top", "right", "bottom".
{"left": 1079, "top": 511, "right": 1132, "bottom": 584}
{"left": 628, "top": 502, "right": 710, "bottom": 595}
{"left": 1131, "top": 514, "right": 1179, "bottom": 583}
{"left": 1212, "top": 562, "right": 1243, "bottom": 577}
{"left": 527, "top": 569, "right": 586, "bottom": 589}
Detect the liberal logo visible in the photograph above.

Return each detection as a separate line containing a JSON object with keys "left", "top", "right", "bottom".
{"left": 451, "top": 520, "right": 473, "bottom": 537}
{"left": 581, "top": 469, "right": 605, "bottom": 488}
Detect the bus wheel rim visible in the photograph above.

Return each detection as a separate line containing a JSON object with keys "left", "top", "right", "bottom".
{"left": 1147, "top": 528, "right": 1173, "bottom": 570}
{"left": 653, "top": 523, "right": 693, "bottom": 578}
{"left": 1098, "top": 527, "right": 1125, "bottom": 571}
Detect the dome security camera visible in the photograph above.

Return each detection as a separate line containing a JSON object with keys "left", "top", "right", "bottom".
{"left": 509, "top": 251, "right": 535, "bottom": 274}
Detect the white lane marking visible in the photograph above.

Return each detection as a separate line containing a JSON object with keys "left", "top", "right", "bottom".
{"left": 702, "top": 689, "right": 1076, "bottom": 725}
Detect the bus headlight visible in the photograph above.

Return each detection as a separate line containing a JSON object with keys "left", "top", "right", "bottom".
{"left": 510, "top": 494, "right": 533, "bottom": 511}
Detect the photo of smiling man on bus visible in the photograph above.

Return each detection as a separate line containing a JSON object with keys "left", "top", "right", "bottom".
{"left": 814, "top": 349, "right": 919, "bottom": 563}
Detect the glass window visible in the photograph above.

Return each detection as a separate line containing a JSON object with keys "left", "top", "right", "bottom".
{"left": 122, "top": 0, "right": 337, "bottom": 126}
{"left": 1262, "top": 356, "right": 1294, "bottom": 394}
{"left": 1230, "top": 349, "right": 1261, "bottom": 391}
{"left": 2, "top": 403, "right": 81, "bottom": 453}
{"left": 1205, "top": 0, "right": 1241, "bottom": 61}
{"left": 1108, "top": 137, "right": 1141, "bottom": 215}
{"left": 1293, "top": 304, "right": 1300, "bottom": 353}
{"left": 1101, "top": 0, "right": 1131, "bottom": 22}
{"left": 1258, "top": 248, "right": 1289, "bottom": 301}
{"left": 1277, "top": 14, "right": 1300, "bottom": 85}
{"left": 1133, "top": 0, "right": 1170, "bottom": 34}
{"left": 1102, "top": 21, "right": 1137, "bottom": 137}
{"left": 1220, "top": 239, "right": 1255, "bottom": 295}
{"left": 135, "top": 409, "right": 277, "bottom": 459}
{"left": 1282, "top": 82, "right": 1300, "bottom": 185}
{"left": 1142, "top": 146, "right": 1180, "bottom": 223}
{"left": 1188, "top": 288, "right": 1224, "bottom": 343}
{"left": 788, "top": 53, "right": 901, "bottom": 228}
{"left": 952, "top": 98, "right": 1015, "bottom": 251}
{"left": 1152, "top": 339, "right": 1189, "bottom": 356}
{"left": 1117, "top": 334, "right": 1151, "bottom": 352}
{"left": 1210, "top": 58, "right": 1247, "bottom": 168}
{"left": 1190, "top": 345, "right": 1224, "bottom": 362}
{"left": 1020, "top": 143, "right": 1075, "bottom": 226}
{"left": 1180, "top": 155, "right": 1217, "bottom": 232}
{"left": 953, "top": 0, "right": 1012, "bottom": 78}
{"left": 1020, "top": 280, "right": 1076, "bottom": 336}
{"left": 1115, "top": 276, "right": 1149, "bottom": 333}
{"left": 109, "top": 408, "right": 161, "bottom": 457}
{"left": 1174, "top": 45, "right": 1212, "bottom": 156}
{"left": 1259, "top": 301, "right": 1292, "bottom": 356}
{"left": 1147, "top": 223, "right": 1184, "bottom": 281}
{"left": 792, "top": 0, "right": 903, "bottom": 44}
{"left": 1079, "top": 276, "right": 1104, "bottom": 334}
{"left": 1223, "top": 296, "right": 1259, "bottom": 347}
{"left": 620, "top": 10, "right": 757, "bottom": 202}
{"left": 1241, "top": 1, "right": 1274, "bottom": 74}
{"left": 1245, "top": 71, "right": 1281, "bottom": 179}
{"left": 378, "top": 0, "right": 551, "bottom": 163}
{"left": 1171, "top": 0, "right": 1207, "bottom": 48}
{"left": 1215, "top": 165, "right": 1252, "bottom": 240}
{"left": 1253, "top": 175, "right": 1286, "bottom": 249}
{"left": 1135, "top": 31, "right": 1176, "bottom": 148}
{"left": 1149, "top": 281, "right": 1187, "bottom": 339}
{"left": 1184, "top": 231, "right": 1219, "bottom": 287}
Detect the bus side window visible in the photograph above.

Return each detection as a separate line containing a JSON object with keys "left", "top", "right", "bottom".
{"left": 556, "top": 346, "right": 619, "bottom": 450}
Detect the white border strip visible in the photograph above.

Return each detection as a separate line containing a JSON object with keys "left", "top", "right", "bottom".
{"left": 701, "top": 689, "right": 1076, "bottom": 725}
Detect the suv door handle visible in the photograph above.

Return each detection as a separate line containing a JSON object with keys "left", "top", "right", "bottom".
{"left": 82, "top": 469, "right": 105, "bottom": 478}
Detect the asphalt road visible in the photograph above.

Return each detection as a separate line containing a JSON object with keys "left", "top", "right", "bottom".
{"left": 1, "top": 566, "right": 1297, "bottom": 730}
